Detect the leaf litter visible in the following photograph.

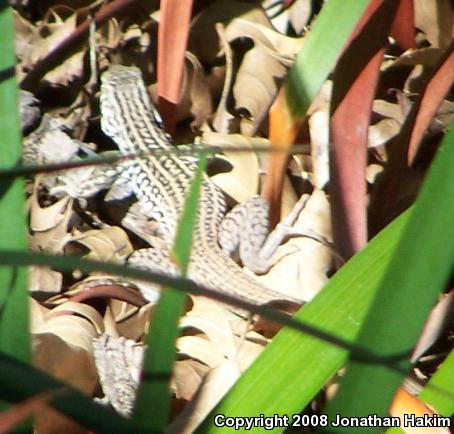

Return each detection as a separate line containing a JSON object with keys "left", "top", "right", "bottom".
{"left": 13, "top": 0, "right": 454, "bottom": 431}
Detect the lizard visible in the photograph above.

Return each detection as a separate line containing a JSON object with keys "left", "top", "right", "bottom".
{"left": 98, "top": 64, "right": 304, "bottom": 312}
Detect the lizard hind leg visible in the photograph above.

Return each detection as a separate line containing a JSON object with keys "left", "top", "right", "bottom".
{"left": 218, "top": 195, "right": 271, "bottom": 274}
{"left": 218, "top": 194, "right": 311, "bottom": 275}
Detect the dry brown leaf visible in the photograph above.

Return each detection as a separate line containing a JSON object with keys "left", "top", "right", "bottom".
{"left": 366, "top": 164, "right": 384, "bottom": 184}
{"left": 33, "top": 302, "right": 103, "bottom": 433}
{"left": 368, "top": 118, "right": 402, "bottom": 148}
{"left": 103, "top": 17, "right": 123, "bottom": 51}
{"left": 234, "top": 45, "right": 287, "bottom": 136}
{"left": 179, "top": 296, "right": 266, "bottom": 371}
{"left": 29, "top": 189, "right": 73, "bottom": 253}
{"left": 411, "top": 291, "right": 454, "bottom": 362}
{"left": 430, "top": 99, "right": 454, "bottom": 133}
{"left": 110, "top": 301, "right": 153, "bottom": 341}
{"left": 123, "top": 23, "right": 142, "bottom": 44}
{"left": 69, "top": 226, "right": 133, "bottom": 263}
{"left": 177, "top": 336, "right": 227, "bottom": 368}
{"left": 34, "top": 331, "right": 98, "bottom": 392}
{"left": 33, "top": 339, "right": 97, "bottom": 434}
{"left": 181, "top": 52, "right": 213, "bottom": 128}
{"left": 372, "top": 99, "right": 407, "bottom": 122}
{"left": 173, "top": 359, "right": 210, "bottom": 401}
{"left": 30, "top": 193, "right": 72, "bottom": 232}
{"left": 201, "top": 132, "right": 263, "bottom": 203}
{"left": 414, "top": 0, "right": 454, "bottom": 48}
{"left": 386, "top": 47, "right": 445, "bottom": 69}
{"left": 211, "top": 23, "right": 236, "bottom": 134}
{"left": 287, "top": 0, "right": 313, "bottom": 34}
{"left": 225, "top": 19, "right": 304, "bottom": 64}
{"left": 171, "top": 297, "right": 266, "bottom": 432}
{"left": 28, "top": 265, "right": 63, "bottom": 295}
{"left": 227, "top": 19, "right": 304, "bottom": 135}
{"left": 179, "top": 298, "right": 239, "bottom": 359}
{"left": 34, "top": 301, "right": 105, "bottom": 349}
{"left": 13, "top": 10, "right": 40, "bottom": 82}
{"left": 308, "top": 109, "right": 330, "bottom": 189}
{"left": 167, "top": 362, "right": 240, "bottom": 434}
{"left": 22, "top": 115, "right": 79, "bottom": 166}
{"left": 384, "top": 48, "right": 447, "bottom": 96}
{"left": 30, "top": 298, "right": 49, "bottom": 332}
{"left": 34, "top": 12, "right": 85, "bottom": 86}
{"left": 189, "top": 0, "right": 271, "bottom": 64}
{"left": 307, "top": 81, "right": 332, "bottom": 189}
{"left": 152, "top": 51, "right": 213, "bottom": 128}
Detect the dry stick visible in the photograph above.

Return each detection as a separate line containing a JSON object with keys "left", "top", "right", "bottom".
{"left": 86, "top": 13, "right": 99, "bottom": 93}
{"left": 1, "top": 145, "right": 311, "bottom": 179}
{"left": 20, "top": 0, "right": 139, "bottom": 90}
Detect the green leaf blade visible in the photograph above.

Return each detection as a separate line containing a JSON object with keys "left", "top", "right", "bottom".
{"left": 323, "top": 123, "right": 454, "bottom": 432}
{"left": 132, "top": 154, "right": 208, "bottom": 431}
{"left": 286, "top": 0, "right": 369, "bottom": 117}
{"left": 0, "top": 2, "right": 30, "bottom": 363}
{"left": 197, "top": 209, "right": 412, "bottom": 433}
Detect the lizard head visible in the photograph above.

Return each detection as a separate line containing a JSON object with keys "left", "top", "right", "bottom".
{"left": 99, "top": 64, "right": 169, "bottom": 154}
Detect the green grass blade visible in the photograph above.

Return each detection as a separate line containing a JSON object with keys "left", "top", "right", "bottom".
{"left": 132, "top": 154, "right": 208, "bottom": 430}
{"left": 419, "top": 349, "right": 454, "bottom": 416}
{"left": 172, "top": 154, "right": 209, "bottom": 275}
{"left": 0, "top": 2, "right": 30, "bottom": 362}
{"left": 196, "top": 208, "right": 412, "bottom": 434}
{"left": 286, "top": 0, "right": 369, "bottom": 116}
{"left": 322, "top": 123, "right": 454, "bottom": 432}
{"left": 385, "top": 349, "right": 454, "bottom": 434}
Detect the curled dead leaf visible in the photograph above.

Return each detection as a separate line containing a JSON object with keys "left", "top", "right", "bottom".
{"left": 68, "top": 226, "right": 133, "bottom": 263}
{"left": 202, "top": 132, "right": 263, "bottom": 202}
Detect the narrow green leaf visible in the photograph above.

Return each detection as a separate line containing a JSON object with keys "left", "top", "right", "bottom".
{"left": 323, "top": 123, "right": 454, "bottom": 433}
{"left": 196, "top": 208, "right": 412, "bottom": 434}
{"left": 385, "top": 349, "right": 454, "bottom": 434}
{"left": 0, "top": 2, "right": 30, "bottom": 362}
{"left": 286, "top": 0, "right": 369, "bottom": 116}
{"left": 173, "top": 152, "right": 208, "bottom": 273}
{"left": 419, "top": 349, "right": 454, "bottom": 416}
{"left": 132, "top": 154, "right": 208, "bottom": 430}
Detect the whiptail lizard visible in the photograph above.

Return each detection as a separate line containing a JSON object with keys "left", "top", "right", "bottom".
{"left": 100, "top": 65, "right": 303, "bottom": 310}
{"left": 96, "top": 66, "right": 427, "bottom": 410}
